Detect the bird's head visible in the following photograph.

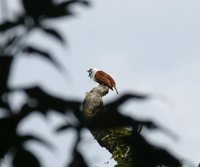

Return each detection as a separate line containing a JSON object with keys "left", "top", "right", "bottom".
{"left": 87, "top": 67, "right": 99, "bottom": 79}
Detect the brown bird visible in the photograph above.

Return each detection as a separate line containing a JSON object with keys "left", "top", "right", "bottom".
{"left": 87, "top": 67, "right": 119, "bottom": 94}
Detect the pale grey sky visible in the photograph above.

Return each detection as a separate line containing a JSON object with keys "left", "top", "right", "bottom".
{"left": 4, "top": 0, "right": 200, "bottom": 166}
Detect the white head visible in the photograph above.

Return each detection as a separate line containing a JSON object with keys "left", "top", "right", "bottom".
{"left": 87, "top": 67, "right": 99, "bottom": 80}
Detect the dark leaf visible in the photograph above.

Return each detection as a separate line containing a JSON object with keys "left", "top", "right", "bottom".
{"left": 122, "top": 132, "right": 181, "bottom": 167}
{"left": 41, "top": 27, "right": 65, "bottom": 43}
{"left": 13, "top": 86, "right": 82, "bottom": 118}
{"left": 22, "top": 0, "right": 54, "bottom": 19}
{"left": 0, "top": 130, "right": 14, "bottom": 158}
{"left": 85, "top": 107, "right": 158, "bottom": 131}
{"left": 22, "top": 46, "right": 63, "bottom": 71}
{"left": 0, "top": 17, "right": 24, "bottom": 32}
{"left": 0, "top": 98, "right": 10, "bottom": 109}
{"left": 0, "top": 57, "right": 13, "bottom": 93}
{"left": 22, "top": 0, "right": 89, "bottom": 20}
{"left": 105, "top": 93, "right": 149, "bottom": 110}
{"left": 0, "top": 108, "right": 49, "bottom": 159}
{"left": 4, "top": 35, "right": 17, "bottom": 47}
{"left": 48, "top": 0, "right": 90, "bottom": 18}
{"left": 17, "top": 135, "right": 53, "bottom": 150}
{"left": 0, "top": 108, "right": 34, "bottom": 138}
{"left": 0, "top": 115, "right": 20, "bottom": 159}
{"left": 68, "top": 150, "right": 88, "bottom": 167}
{"left": 60, "top": 0, "right": 90, "bottom": 7}
{"left": 158, "top": 124, "right": 179, "bottom": 141}
{"left": 105, "top": 93, "right": 178, "bottom": 139}
{"left": 55, "top": 0, "right": 90, "bottom": 18}
{"left": 0, "top": 104, "right": 35, "bottom": 134}
{"left": 0, "top": 116, "right": 17, "bottom": 132}
{"left": 0, "top": 21, "right": 20, "bottom": 32}
{"left": 78, "top": 0, "right": 90, "bottom": 6}
{"left": 56, "top": 124, "right": 73, "bottom": 132}
{"left": 13, "top": 148, "right": 41, "bottom": 167}
{"left": 83, "top": 92, "right": 154, "bottom": 131}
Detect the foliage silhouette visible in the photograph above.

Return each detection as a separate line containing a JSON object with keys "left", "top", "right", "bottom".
{"left": 81, "top": 86, "right": 182, "bottom": 166}
{"left": 0, "top": 0, "right": 185, "bottom": 167}
{"left": 22, "top": 45, "right": 63, "bottom": 71}
{"left": 68, "top": 150, "right": 88, "bottom": 167}
{"left": 40, "top": 26, "right": 65, "bottom": 43}
{"left": 122, "top": 131, "right": 181, "bottom": 167}
{"left": 12, "top": 148, "right": 41, "bottom": 167}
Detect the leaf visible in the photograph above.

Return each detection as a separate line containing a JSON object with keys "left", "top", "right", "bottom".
{"left": 41, "top": 27, "right": 65, "bottom": 43}
{"left": 0, "top": 57, "right": 14, "bottom": 92}
{"left": 22, "top": 0, "right": 69, "bottom": 19}
{"left": 0, "top": 116, "right": 20, "bottom": 159}
{"left": 0, "top": 21, "right": 19, "bottom": 32}
{"left": 104, "top": 93, "right": 178, "bottom": 139}
{"left": 0, "top": 16, "right": 24, "bottom": 32}
{"left": 78, "top": 0, "right": 90, "bottom": 6}
{"left": 4, "top": 35, "right": 17, "bottom": 47}
{"left": 56, "top": 124, "right": 73, "bottom": 132}
{"left": 17, "top": 135, "right": 53, "bottom": 150}
{"left": 122, "top": 132, "right": 181, "bottom": 167}
{"left": 12, "top": 148, "right": 41, "bottom": 167}
{"left": 0, "top": 97, "right": 10, "bottom": 109}
{"left": 13, "top": 86, "right": 82, "bottom": 118}
{"left": 105, "top": 93, "right": 149, "bottom": 110}
{"left": 60, "top": 0, "right": 90, "bottom": 8}
{"left": 0, "top": 110, "right": 53, "bottom": 159}
{"left": 68, "top": 150, "right": 88, "bottom": 167}
{"left": 55, "top": 0, "right": 90, "bottom": 18}
{"left": 22, "top": 0, "right": 90, "bottom": 20}
{"left": 22, "top": 0, "right": 53, "bottom": 19}
{"left": 84, "top": 107, "right": 158, "bottom": 131}
{"left": 22, "top": 46, "right": 63, "bottom": 71}
{"left": 83, "top": 92, "right": 154, "bottom": 131}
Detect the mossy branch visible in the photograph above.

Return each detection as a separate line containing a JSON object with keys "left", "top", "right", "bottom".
{"left": 82, "top": 86, "right": 134, "bottom": 166}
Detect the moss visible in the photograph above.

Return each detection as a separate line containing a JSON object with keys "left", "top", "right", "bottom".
{"left": 100, "top": 127, "right": 134, "bottom": 164}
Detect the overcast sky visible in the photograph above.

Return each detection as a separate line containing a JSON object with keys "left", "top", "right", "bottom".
{"left": 3, "top": 0, "right": 200, "bottom": 166}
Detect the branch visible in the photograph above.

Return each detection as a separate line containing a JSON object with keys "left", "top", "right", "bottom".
{"left": 82, "top": 86, "right": 134, "bottom": 165}
{"left": 82, "top": 86, "right": 182, "bottom": 167}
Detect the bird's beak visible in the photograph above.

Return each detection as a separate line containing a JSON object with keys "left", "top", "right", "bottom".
{"left": 87, "top": 69, "right": 91, "bottom": 77}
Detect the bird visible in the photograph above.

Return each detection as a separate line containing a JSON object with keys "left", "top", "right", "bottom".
{"left": 87, "top": 67, "right": 119, "bottom": 94}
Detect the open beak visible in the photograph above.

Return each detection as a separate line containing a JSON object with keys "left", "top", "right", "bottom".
{"left": 87, "top": 69, "right": 91, "bottom": 77}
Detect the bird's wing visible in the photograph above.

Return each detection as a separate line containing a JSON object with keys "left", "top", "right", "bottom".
{"left": 95, "top": 71, "right": 116, "bottom": 89}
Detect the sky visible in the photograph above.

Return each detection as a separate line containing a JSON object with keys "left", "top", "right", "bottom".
{"left": 2, "top": 0, "right": 200, "bottom": 166}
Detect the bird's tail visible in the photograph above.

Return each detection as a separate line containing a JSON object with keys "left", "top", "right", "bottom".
{"left": 114, "top": 86, "right": 119, "bottom": 94}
